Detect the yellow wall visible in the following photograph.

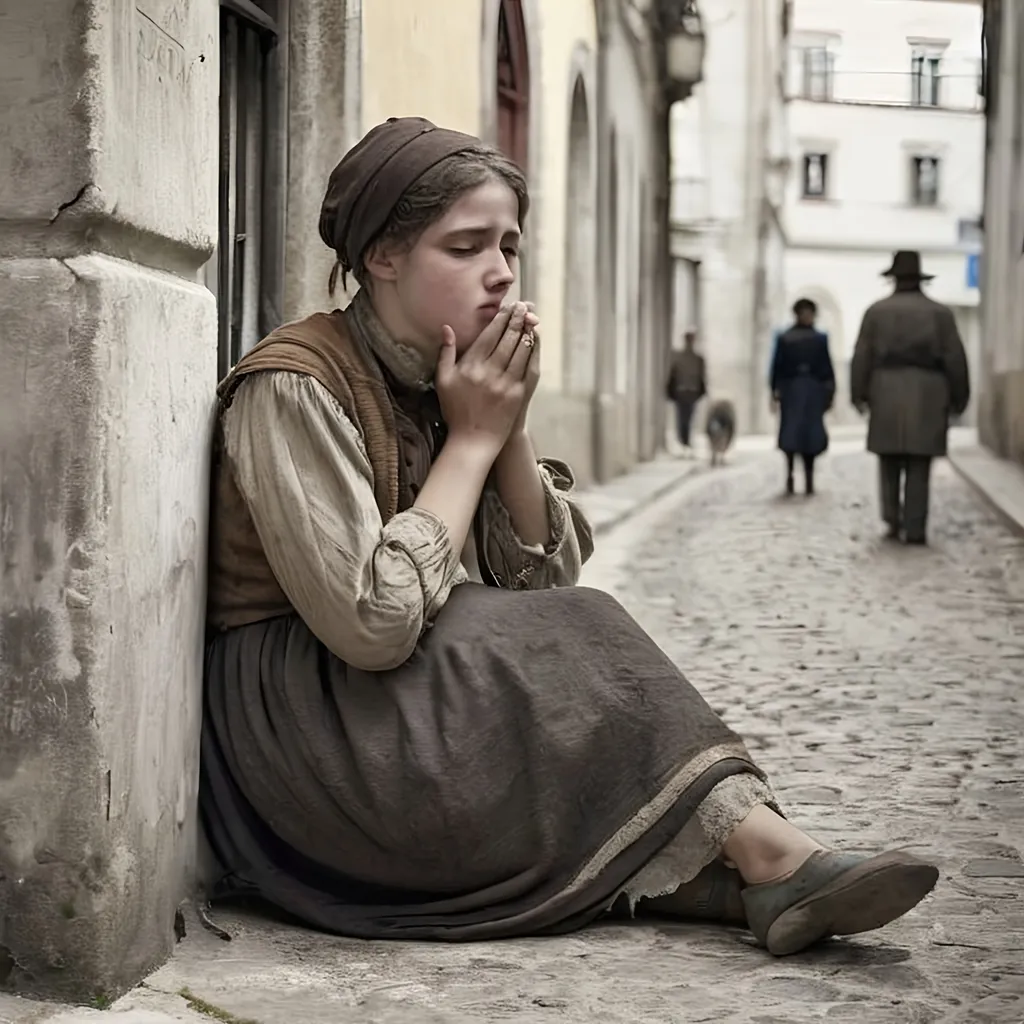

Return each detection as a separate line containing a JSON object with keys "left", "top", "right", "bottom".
{"left": 361, "top": 0, "right": 599, "bottom": 398}
{"left": 362, "top": 2, "right": 484, "bottom": 135}
{"left": 531, "top": 0, "right": 598, "bottom": 387}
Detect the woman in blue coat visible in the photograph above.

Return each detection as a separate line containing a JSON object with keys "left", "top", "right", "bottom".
{"left": 770, "top": 298, "right": 836, "bottom": 495}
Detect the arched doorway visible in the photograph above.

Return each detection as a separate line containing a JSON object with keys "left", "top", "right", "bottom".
{"left": 497, "top": 0, "right": 530, "bottom": 171}
{"left": 563, "top": 74, "right": 596, "bottom": 395}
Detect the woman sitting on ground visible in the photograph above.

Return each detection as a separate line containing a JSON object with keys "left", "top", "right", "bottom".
{"left": 199, "top": 117, "right": 937, "bottom": 956}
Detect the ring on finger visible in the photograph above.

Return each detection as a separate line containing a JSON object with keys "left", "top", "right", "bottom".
{"left": 522, "top": 331, "right": 536, "bottom": 349}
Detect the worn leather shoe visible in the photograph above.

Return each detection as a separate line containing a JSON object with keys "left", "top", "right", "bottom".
{"left": 741, "top": 849, "right": 938, "bottom": 956}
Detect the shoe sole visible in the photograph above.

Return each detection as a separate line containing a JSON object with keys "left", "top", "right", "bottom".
{"left": 765, "top": 852, "right": 939, "bottom": 956}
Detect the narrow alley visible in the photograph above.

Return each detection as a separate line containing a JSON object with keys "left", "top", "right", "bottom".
{"left": 13, "top": 442, "right": 1021, "bottom": 1024}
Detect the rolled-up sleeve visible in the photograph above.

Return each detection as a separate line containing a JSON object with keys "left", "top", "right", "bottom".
{"left": 223, "top": 371, "right": 466, "bottom": 671}
{"left": 478, "top": 458, "right": 595, "bottom": 591}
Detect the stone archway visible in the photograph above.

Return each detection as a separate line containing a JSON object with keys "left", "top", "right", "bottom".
{"left": 562, "top": 72, "right": 596, "bottom": 395}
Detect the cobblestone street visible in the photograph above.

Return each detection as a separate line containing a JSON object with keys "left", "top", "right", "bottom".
{"left": 580, "top": 442, "right": 1024, "bottom": 1023}
{"left": 7, "top": 444, "right": 1023, "bottom": 1024}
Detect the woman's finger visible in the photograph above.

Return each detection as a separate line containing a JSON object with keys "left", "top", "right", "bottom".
{"left": 507, "top": 327, "right": 538, "bottom": 381}
{"left": 465, "top": 305, "right": 515, "bottom": 363}
{"left": 435, "top": 325, "right": 458, "bottom": 382}
{"left": 491, "top": 302, "right": 529, "bottom": 369}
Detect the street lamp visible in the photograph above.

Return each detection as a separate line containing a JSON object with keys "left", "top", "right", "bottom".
{"left": 658, "top": 0, "right": 707, "bottom": 102}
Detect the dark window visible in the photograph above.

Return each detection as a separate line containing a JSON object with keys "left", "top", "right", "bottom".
{"left": 911, "top": 53, "right": 942, "bottom": 107}
{"left": 802, "top": 152, "right": 829, "bottom": 198}
{"left": 911, "top": 155, "right": 940, "bottom": 206}
{"left": 215, "top": 0, "right": 283, "bottom": 379}
{"left": 801, "top": 47, "right": 834, "bottom": 101}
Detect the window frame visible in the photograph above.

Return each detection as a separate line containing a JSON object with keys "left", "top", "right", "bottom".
{"left": 212, "top": 0, "right": 286, "bottom": 380}
{"left": 908, "top": 41, "right": 948, "bottom": 108}
{"left": 801, "top": 151, "right": 829, "bottom": 200}
{"left": 910, "top": 154, "right": 941, "bottom": 207}
{"left": 801, "top": 46, "right": 834, "bottom": 101}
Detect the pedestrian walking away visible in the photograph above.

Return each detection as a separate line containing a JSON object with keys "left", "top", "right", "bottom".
{"left": 770, "top": 298, "right": 836, "bottom": 496}
{"left": 199, "top": 116, "right": 938, "bottom": 962}
{"left": 850, "top": 250, "right": 970, "bottom": 545}
{"left": 667, "top": 330, "right": 707, "bottom": 456}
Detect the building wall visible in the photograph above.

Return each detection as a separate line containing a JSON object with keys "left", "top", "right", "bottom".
{"left": 591, "top": 5, "right": 668, "bottom": 477}
{"left": 668, "top": 0, "right": 789, "bottom": 436}
{"left": 361, "top": 2, "right": 483, "bottom": 134}
{"left": 511, "top": 0, "right": 601, "bottom": 482}
{"left": 532, "top": 0, "right": 598, "bottom": 390}
{"left": 784, "top": 0, "right": 984, "bottom": 425}
{"left": 284, "top": 0, "right": 364, "bottom": 321}
{"left": 0, "top": 0, "right": 218, "bottom": 1001}
{"left": 978, "top": 0, "right": 1024, "bottom": 462}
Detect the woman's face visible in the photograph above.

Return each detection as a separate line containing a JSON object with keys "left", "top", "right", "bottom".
{"left": 368, "top": 178, "right": 521, "bottom": 355}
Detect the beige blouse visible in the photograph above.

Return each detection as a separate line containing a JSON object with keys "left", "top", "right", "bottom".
{"left": 222, "top": 367, "right": 594, "bottom": 672}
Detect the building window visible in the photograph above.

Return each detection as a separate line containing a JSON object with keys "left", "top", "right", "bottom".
{"left": 215, "top": 0, "right": 282, "bottom": 379}
{"left": 911, "top": 156, "right": 940, "bottom": 206}
{"left": 802, "top": 152, "right": 829, "bottom": 199}
{"left": 801, "top": 47, "right": 834, "bottom": 101}
{"left": 911, "top": 52, "right": 942, "bottom": 107}
{"left": 497, "top": 0, "right": 530, "bottom": 172}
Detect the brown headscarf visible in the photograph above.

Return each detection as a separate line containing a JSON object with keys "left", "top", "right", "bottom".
{"left": 319, "top": 117, "right": 481, "bottom": 282}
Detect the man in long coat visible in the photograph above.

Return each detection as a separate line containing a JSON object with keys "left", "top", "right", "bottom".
{"left": 851, "top": 251, "right": 970, "bottom": 545}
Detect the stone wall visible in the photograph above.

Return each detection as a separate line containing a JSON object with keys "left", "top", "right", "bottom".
{"left": 283, "top": 0, "right": 363, "bottom": 321}
{"left": 591, "top": 3, "right": 672, "bottom": 481}
{"left": 0, "top": 0, "right": 217, "bottom": 1001}
{"left": 978, "top": 0, "right": 1024, "bottom": 465}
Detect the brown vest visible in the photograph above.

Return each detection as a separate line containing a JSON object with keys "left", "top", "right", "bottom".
{"left": 206, "top": 310, "right": 442, "bottom": 632}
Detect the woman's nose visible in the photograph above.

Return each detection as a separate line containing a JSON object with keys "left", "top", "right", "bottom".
{"left": 486, "top": 250, "right": 515, "bottom": 287}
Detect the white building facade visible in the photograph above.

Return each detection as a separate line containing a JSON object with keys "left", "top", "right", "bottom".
{"left": 784, "top": 0, "right": 985, "bottom": 424}
{"left": 670, "top": 0, "right": 791, "bottom": 436}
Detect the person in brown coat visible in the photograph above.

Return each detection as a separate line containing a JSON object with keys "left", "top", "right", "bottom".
{"left": 666, "top": 330, "right": 707, "bottom": 455}
{"left": 851, "top": 251, "right": 970, "bottom": 545}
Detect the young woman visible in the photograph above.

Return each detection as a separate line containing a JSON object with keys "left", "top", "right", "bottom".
{"left": 199, "top": 117, "right": 936, "bottom": 956}
{"left": 770, "top": 298, "right": 837, "bottom": 496}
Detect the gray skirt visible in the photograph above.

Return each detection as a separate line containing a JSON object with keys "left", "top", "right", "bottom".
{"left": 199, "top": 582, "right": 767, "bottom": 939}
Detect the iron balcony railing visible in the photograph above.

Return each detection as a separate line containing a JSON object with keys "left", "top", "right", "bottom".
{"left": 788, "top": 71, "right": 984, "bottom": 113}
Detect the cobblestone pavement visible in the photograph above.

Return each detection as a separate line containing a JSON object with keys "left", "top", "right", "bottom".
{"left": 582, "top": 444, "right": 1024, "bottom": 1023}
{"left": 8, "top": 445, "right": 1022, "bottom": 1024}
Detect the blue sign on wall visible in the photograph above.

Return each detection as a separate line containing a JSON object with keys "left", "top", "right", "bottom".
{"left": 966, "top": 252, "right": 981, "bottom": 290}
